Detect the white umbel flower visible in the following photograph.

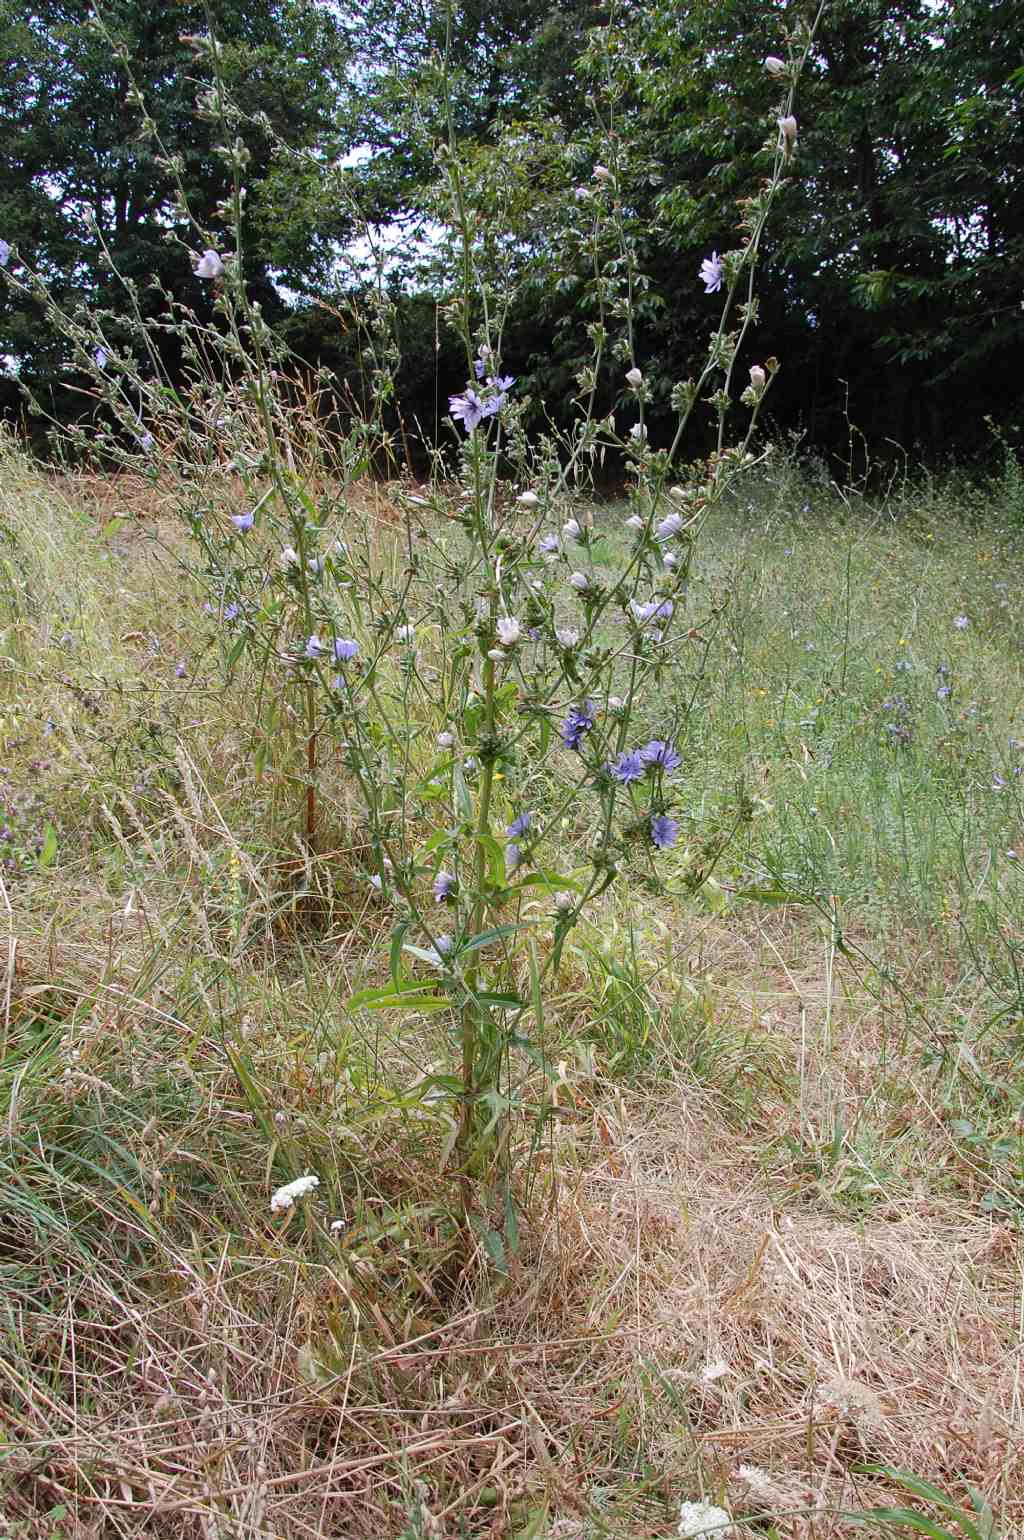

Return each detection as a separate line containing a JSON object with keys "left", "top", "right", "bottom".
{"left": 270, "top": 1174, "right": 319, "bottom": 1214}
{"left": 678, "top": 1500, "right": 733, "bottom": 1537}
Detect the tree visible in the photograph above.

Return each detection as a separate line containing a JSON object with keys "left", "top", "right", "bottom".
{"left": 0, "top": 0, "right": 349, "bottom": 420}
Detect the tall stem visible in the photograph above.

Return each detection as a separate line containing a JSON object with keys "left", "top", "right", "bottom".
{"left": 456, "top": 654, "right": 497, "bottom": 1188}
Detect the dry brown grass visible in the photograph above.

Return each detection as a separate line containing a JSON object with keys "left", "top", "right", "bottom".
{"left": 3, "top": 1064, "right": 1021, "bottom": 1539}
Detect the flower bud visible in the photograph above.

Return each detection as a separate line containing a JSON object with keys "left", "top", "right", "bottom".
{"left": 592, "top": 164, "right": 612, "bottom": 182}
{"left": 517, "top": 490, "right": 540, "bottom": 509}
{"left": 487, "top": 648, "right": 507, "bottom": 662}
{"left": 562, "top": 518, "right": 583, "bottom": 541}
{"left": 779, "top": 115, "right": 798, "bottom": 151}
{"left": 749, "top": 364, "right": 767, "bottom": 392}
{"left": 437, "top": 731, "right": 455, "bottom": 748}
{"left": 568, "top": 571, "right": 590, "bottom": 592}
{"left": 625, "top": 514, "right": 645, "bottom": 531}
{"left": 553, "top": 891, "right": 573, "bottom": 912}
{"left": 625, "top": 366, "right": 643, "bottom": 389}
{"left": 765, "top": 55, "right": 786, "bottom": 76}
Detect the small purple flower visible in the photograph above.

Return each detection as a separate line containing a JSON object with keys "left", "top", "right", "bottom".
{"left": 506, "top": 843, "right": 522, "bottom": 872}
{"left": 94, "top": 347, "right": 108, "bottom": 369}
{"left": 608, "top": 750, "right": 645, "bottom": 784}
{"left": 231, "top": 510, "right": 254, "bottom": 532}
{"left": 223, "top": 602, "right": 240, "bottom": 623}
{"left": 489, "top": 374, "right": 515, "bottom": 393}
{"left": 474, "top": 359, "right": 486, "bottom": 380}
{"left": 560, "top": 701, "right": 596, "bottom": 750}
{"left": 954, "top": 614, "right": 969, "bottom": 630}
{"left": 507, "top": 811, "right": 531, "bottom": 839}
{"left": 651, "top": 814, "right": 679, "bottom": 850}
{"left": 0, "top": 240, "right": 10, "bottom": 266}
{"left": 539, "top": 533, "right": 560, "bottom": 555}
{"left": 450, "top": 389, "right": 486, "bottom": 431}
{"left": 640, "top": 739, "right": 682, "bottom": 772}
{"left": 304, "top": 635, "right": 325, "bottom": 659}
{"left": 175, "top": 661, "right": 187, "bottom": 678}
{"left": 433, "top": 870, "right": 456, "bottom": 902}
{"left": 936, "top": 684, "right": 952, "bottom": 701}
{"left": 139, "top": 432, "right": 155, "bottom": 453}
{"left": 699, "top": 251, "right": 724, "bottom": 294}
{"left": 334, "top": 638, "right": 359, "bottom": 662}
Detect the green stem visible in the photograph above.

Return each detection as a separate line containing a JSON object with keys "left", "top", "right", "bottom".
{"left": 456, "top": 654, "right": 497, "bottom": 1188}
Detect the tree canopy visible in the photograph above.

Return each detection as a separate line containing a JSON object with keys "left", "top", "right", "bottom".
{"left": 2, "top": 0, "right": 1022, "bottom": 464}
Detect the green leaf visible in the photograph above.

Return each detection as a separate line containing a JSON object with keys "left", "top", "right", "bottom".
{"left": 37, "top": 824, "right": 58, "bottom": 869}
{"left": 452, "top": 762, "right": 472, "bottom": 821}
{"left": 389, "top": 921, "right": 411, "bottom": 990}
{"left": 733, "top": 886, "right": 808, "bottom": 906}
{"left": 854, "top": 1509, "right": 960, "bottom": 1539}
{"left": 460, "top": 922, "right": 526, "bottom": 954}
{"left": 467, "top": 1211, "right": 507, "bottom": 1275}
{"left": 348, "top": 980, "right": 450, "bottom": 1013}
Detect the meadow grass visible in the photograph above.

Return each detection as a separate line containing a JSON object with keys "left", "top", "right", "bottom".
{"left": 1, "top": 439, "right": 1022, "bottom": 1538}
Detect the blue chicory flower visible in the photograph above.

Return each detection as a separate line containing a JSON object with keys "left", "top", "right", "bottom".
{"left": 304, "top": 635, "right": 325, "bottom": 659}
{"left": 699, "top": 251, "right": 724, "bottom": 294}
{"left": 223, "top": 602, "right": 240, "bottom": 623}
{"left": 560, "top": 701, "right": 596, "bottom": 750}
{"left": 608, "top": 750, "right": 645, "bottom": 784}
{"left": 0, "top": 240, "right": 9, "bottom": 266}
{"left": 539, "top": 533, "right": 560, "bottom": 555}
{"left": 449, "top": 389, "right": 486, "bottom": 432}
{"left": 334, "top": 638, "right": 359, "bottom": 662}
{"left": 433, "top": 870, "right": 456, "bottom": 902}
{"left": 650, "top": 814, "right": 679, "bottom": 850}
{"left": 507, "top": 811, "right": 531, "bottom": 839}
{"left": 506, "top": 843, "right": 522, "bottom": 872}
{"left": 640, "top": 739, "right": 682, "bottom": 772}
{"left": 231, "top": 511, "right": 254, "bottom": 532}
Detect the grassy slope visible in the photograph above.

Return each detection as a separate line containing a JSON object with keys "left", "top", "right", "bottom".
{"left": 1, "top": 442, "right": 1022, "bottom": 1539}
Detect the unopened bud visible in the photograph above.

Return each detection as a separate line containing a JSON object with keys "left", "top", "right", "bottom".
{"left": 517, "top": 490, "right": 540, "bottom": 509}
{"left": 625, "top": 367, "right": 643, "bottom": 389}
{"left": 779, "top": 115, "right": 798, "bottom": 151}
{"left": 765, "top": 55, "right": 786, "bottom": 77}
{"left": 592, "top": 164, "right": 612, "bottom": 182}
{"left": 749, "top": 364, "right": 766, "bottom": 392}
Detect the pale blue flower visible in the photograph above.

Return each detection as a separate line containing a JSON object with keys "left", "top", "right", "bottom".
{"left": 449, "top": 389, "right": 485, "bottom": 432}
{"left": 0, "top": 240, "right": 9, "bottom": 266}
{"left": 231, "top": 511, "right": 254, "bottom": 532}
{"left": 433, "top": 870, "right": 456, "bottom": 902}
{"left": 640, "top": 739, "right": 682, "bottom": 771}
{"left": 194, "top": 248, "right": 224, "bottom": 279}
{"left": 333, "top": 638, "right": 359, "bottom": 662}
{"left": 699, "top": 252, "right": 724, "bottom": 294}
{"left": 954, "top": 614, "right": 969, "bottom": 630}
{"left": 561, "top": 702, "right": 595, "bottom": 750}
{"left": 651, "top": 814, "right": 679, "bottom": 850}
{"left": 609, "top": 750, "right": 645, "bottom": 784}
{"left": 507, "top": 812, "right": 531, "bottom": 839}
{"left": 304, "top": 635, "right": 325, "bottom": 659}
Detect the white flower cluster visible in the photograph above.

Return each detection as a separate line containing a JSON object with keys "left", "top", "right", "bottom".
{"left": 270, "top": 1174, "right": 320, "bottom": 1213}
{"left": 677, "top": 1500, "right": 732, "bottom": 1538}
